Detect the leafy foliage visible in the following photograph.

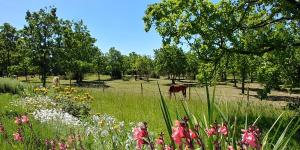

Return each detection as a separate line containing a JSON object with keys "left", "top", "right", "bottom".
{"left": 154, "top": 45, "right": 186, "bottom": 83}
{"left": 0, "top": 78, "right": 24, "bottom": 94}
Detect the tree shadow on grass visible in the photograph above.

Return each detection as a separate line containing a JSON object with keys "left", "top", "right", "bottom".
{"left": 247, "top": 93, "right": 300, "bottom": 104}
{"left": 264, "top": 95, "right": 300, "bottom": 103}
{"left": 236, "top": 86, "right": 262, "bottom": 92}
{"left": 20, "top": 81, "right": 52, "bottom": 87}
{"left": 61, "top": 80, "right": 110, "bottom": 88}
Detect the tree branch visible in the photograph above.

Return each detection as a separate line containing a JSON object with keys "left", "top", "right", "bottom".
{"left": 245, "top": 16, "right": 297, "bottom": 29}
{"left": 228, "top": 41, "right": 300, "bottom": 55}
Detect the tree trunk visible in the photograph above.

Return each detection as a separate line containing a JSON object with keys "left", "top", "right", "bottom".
{"left": 98, "top": 72, "right": 100, "bottom": 81}
{"left": 171, "top": 74, "right": 176, "bottom": 84}
{"left": 42, "top": 52, "right": 47, "bottom": 87}
{"left": 6, "top": 49, "right": 10, "bottom": 76}
{"left": 25, "top": 68, "right": 28, "bottom": 82}
{"left": 297, "top": 66, "right": 300, "bottom": 86}
{"left": 242, "top": 77, "right": 245, "bottom": 94}
{"left": 241, "top": 67, "right": 246, "bottom": 94}
{"left": 146, "top": 74, "right": 149, "bottom": 82}
{"left": 233, "top": 72, "right": 237, "bottom": 87}
{"left": 172, "top": 79, "right": 175, "bottom": 84}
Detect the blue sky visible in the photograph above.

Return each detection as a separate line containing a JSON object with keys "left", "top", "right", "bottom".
{"left": 0, "top": 0, "right": 217, "bottom": 56}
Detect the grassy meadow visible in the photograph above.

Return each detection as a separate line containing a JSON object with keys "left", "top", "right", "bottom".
{"left": 0, "top": 75, "right": 299, "bottom": 149}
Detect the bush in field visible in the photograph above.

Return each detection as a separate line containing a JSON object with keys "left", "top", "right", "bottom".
{"left": 59, "top": 100, "right": 91, "bottom": 118}
{"left": 257, "top": 87, "right": 271, "bottom": 100}
{"left": 0, "top": 78, "right": 24, "bottom": 94}
{"left": 53, "top": 86, "right": 93, "bottom": 118}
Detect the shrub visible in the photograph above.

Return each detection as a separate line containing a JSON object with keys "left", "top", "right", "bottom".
{"left": 52, "top": 86, "right": 93, "bottom": 118}
{"left": 287, "top": 102, "right": 300, "bottom": 112}
{"left": 59, "top": 99, "right": 91, "bottom": 118}
{"left": 0, "top": 78, "right": 24, "bottom": 94}
{"left": 257, "top": 87, "right": 271, "bottom": 100}
{"left": 122, "top": 76, "right": 131, "bottom": 81}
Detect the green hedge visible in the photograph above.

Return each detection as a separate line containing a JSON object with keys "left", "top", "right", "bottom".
{"left": 0, "top": 78, "right": 24, "bottom": 94}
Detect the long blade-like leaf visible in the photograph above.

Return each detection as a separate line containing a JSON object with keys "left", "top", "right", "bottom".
{"left": 262, "top": 113, "right": 283, "bottom": 149}
{"left": 157, "top": 81, "right": 174, "bottom": 147}
{"left": 273, "top": 117, "right": 295, "bottom": 150}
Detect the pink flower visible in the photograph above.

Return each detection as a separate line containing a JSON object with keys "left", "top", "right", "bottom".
{"left": 15, "top": 117, "right": 22, "bottom": 125}
{"left": 241, "top": 130, "right": 257, "bottom": 148}
{"left": 219, "top": 123, "right": 228, "bottom": 136}
{"left": 164, "top": 145, "right": 173, "bottom": 150}
{"left": 228, "top": 145, "right": 234, "bottom": 150}
{"left": 171, "top": 125, "right": 185, "bottom": 144}
{"left": 59, "top": 142, "right": 67, "bottom": 150}
{"left": 13, "top": 132, "right": 23, "bottom": 142}
{"left": 189, "top": 129, "right": 198, "bottom": 139}
{"left": 133, "top": 122, "right": 149, "bottom": 150}
{"left": 45, "top": 139, "right": 56, "bottom": 149}
{"left": 156, "top": 138, "right": 164, "bottom": 145}
{"left": 0, "top": 124, "right": 4, "bottom": 133}
{"left": 156, "top": 132, "right": 165, "bottom": 149}
{"left": 205, "top": 126, "right": 217, "bottom": 137}
{"left": 248, "top": 126, "right": 261, "bottom": 137}
{"left": 21, "top": 115, "right": 29, "bottom": 124}
{"left": 51, "top": 140, "right": 56, "bottom": 150}
{"left": 45, "top": 139, "right": 51, "bottom": 146}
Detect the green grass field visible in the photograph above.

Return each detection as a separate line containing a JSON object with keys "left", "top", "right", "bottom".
{"left": 1, "top": 75, "right": 299, "bottom": 149}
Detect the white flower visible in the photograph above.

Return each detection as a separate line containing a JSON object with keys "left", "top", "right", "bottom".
{"left": 33, "top": 109, "right": 82, "bottom": 126}
{"left": 14, "top": 96, "right": 56, "bottom": 110}
{"left": 100, "top": 130, "right": 109, "bottom": 137}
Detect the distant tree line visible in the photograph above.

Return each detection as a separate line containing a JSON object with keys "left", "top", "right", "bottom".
{"left": 0, "top": 7, "right": 205, "bottom": 86}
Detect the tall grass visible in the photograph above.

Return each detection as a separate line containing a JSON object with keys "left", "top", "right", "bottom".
{"left": 88, "top": 87, "right": 298, "bottom": 137}
{"left": 0, "top": 78, "right": 24, "bottom": 94}
{"left": 155, "top": 78, "right": 300, "bottom": 150}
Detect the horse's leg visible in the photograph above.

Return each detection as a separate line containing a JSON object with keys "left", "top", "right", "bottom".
{"left": 183, "top": 89, "right": 187, "bottom": 99}
{"left": 173, "top": 92, "right": 176, "bottom": 100}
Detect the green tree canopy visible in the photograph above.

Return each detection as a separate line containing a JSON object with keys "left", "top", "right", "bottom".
{"left": 23, "top": 7, "right": 60, "bottom": 86}
{"left": 154, "top": 44, "right": 186, "bottom": 83}
{"left": 107, "top": 47, "right": 123, "bottom": 79}
{"left": 0, "top": 23, "right": 18, "bottom": 76}
{"left": 144, "top": 0, "right": 300, "bottom": 60}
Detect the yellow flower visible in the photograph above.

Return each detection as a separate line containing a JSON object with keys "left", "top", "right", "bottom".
{"left": 98, "top": 120, "right": 105, "bottom": 127}
{"left": 113, "top": 125, "right": 120, "bottom": 131}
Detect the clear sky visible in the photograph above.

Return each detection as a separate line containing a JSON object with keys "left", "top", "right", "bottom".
{"left": 0, "top": 0, "right": 217, "bottom": 56}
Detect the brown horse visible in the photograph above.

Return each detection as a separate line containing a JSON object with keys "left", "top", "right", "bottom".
{"left": 169, "top": 84, "right": 187, "bottom": 98}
